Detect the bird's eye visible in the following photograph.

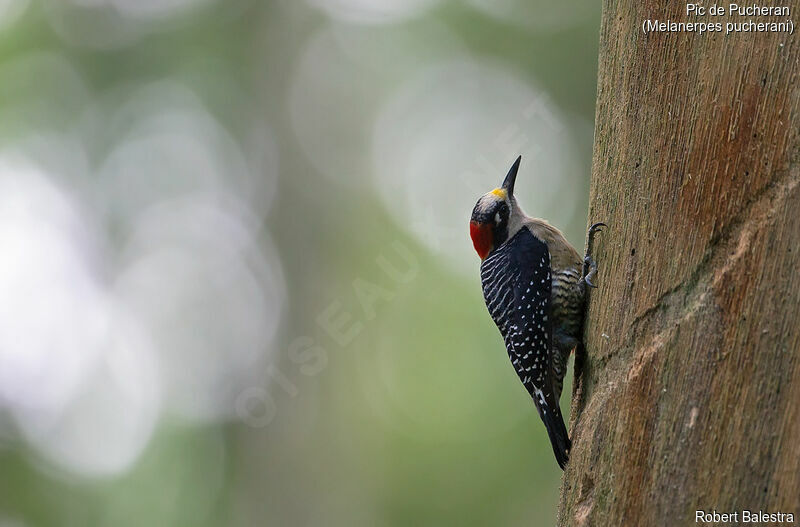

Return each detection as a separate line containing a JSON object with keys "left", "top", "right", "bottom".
{"left": 495, "top": 212, "right": 502, "bottom": 224}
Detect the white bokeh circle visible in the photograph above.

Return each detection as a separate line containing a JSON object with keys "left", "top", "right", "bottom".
{"left": 97, "top": 81, "right": 278, "bottom": 225}
{"left": 114, "top": 195, "right": 286, "bottom": 422}
{"left": 0, "top": 155, "right": 161, "bottom": 477}
{"left": 372, "top": 59, "right": 584, "bottom": 274}
{"left": 0, "top": 0, "right": 28, "bottom": 30}
{"left": 290, "top": 21, "right": 465, "bottom": 188}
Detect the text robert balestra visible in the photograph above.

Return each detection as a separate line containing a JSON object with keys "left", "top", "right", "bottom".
{"left": 696, "top": 510, "right": 795, "bottom": 523}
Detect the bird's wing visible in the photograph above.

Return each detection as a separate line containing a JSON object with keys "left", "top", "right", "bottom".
{"left": 480, "top": 226, "right": 571, "bottom": 468}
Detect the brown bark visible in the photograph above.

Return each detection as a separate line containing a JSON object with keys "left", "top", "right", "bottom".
{"left": 560, "top": 1, "right": 800, "bottom": 525}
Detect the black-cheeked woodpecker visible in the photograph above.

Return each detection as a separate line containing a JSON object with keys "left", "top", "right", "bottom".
{"left": 469, "top": 156, "right": 604, "bottom": 470}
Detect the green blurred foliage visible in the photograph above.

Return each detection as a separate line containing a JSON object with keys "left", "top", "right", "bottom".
{"left": 0, "top": 0, "right": 599, "bottom": 525}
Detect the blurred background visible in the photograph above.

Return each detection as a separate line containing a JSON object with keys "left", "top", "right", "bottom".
{"left": 0, "top": 1, "right": 600, "bottom": 525}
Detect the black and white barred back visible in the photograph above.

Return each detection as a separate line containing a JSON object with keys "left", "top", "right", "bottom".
{"left": 479, "top": 226, "right": 571, "bottom": 468}
{"left": 550, "top": 265, "right": 585, "bottom": 400}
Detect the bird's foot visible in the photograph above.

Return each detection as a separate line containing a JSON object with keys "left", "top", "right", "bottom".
{"left": 584, "top": 255, "right": 598, "bottom": 288}
{"left": 588, "top": 222, "right": 606, "bottom": 239}
{"left": 582, "top": 222, "right": 606, "bottom": 288}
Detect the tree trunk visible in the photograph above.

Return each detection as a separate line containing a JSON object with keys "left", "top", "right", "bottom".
{"left": 560, "top": 2, "right": 800, "bottom": 525}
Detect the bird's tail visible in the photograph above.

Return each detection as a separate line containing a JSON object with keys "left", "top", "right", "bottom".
{"left": 540, "top": 404, "right": 571, "bottom": 470}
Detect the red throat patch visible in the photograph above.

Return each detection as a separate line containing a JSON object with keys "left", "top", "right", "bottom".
{"left": 470, "top": 221, "right": 493, "bottom": 260}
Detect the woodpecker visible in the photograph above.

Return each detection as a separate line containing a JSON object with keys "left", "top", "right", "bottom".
{"left": 470, "top": 155, "right": 604, "bottom": 470}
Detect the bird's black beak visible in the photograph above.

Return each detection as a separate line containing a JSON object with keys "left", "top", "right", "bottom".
{"left": 501, "top": 155, "right": 521, "bottom": 197}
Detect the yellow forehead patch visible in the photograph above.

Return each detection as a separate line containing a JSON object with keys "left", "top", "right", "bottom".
{"left": 490, "top": 188, "right": 507, "bottom": 199}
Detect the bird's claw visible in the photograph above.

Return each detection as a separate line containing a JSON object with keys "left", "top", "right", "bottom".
{"left": 585, "top": 222, "right": 607, "bottom": 253}
{"left": 589, "top": 222, "right": 606, "bottom": 237}
{"left": 583, "top": 222, "right": 605, "bottom": 288}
